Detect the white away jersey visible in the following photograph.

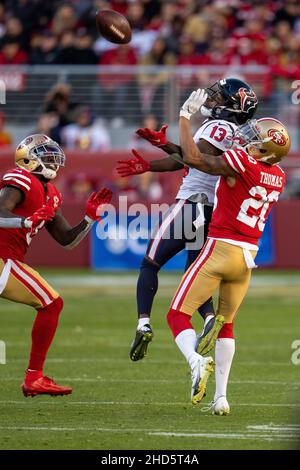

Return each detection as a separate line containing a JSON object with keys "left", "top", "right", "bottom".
{"left": 176, "top": 119, "right": 237, "bottom": 203}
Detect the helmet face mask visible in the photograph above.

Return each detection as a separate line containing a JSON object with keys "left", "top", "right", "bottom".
{"left": 234, "top": 120, "right": 268, "bottom": 148}
{"left": 15, "top": 135, "right": 65, "bottom": 180}
{"left": 234, "top": 118, "right": 291, "bottom": 164}
{"left": 201, "top": 82, "right": 226, "bottom": 117}
{"left": 201, "top": 78, "right": 258, "bottom": 125}
{"left": 205, "top": 83, "right": 226, "bottom": 107}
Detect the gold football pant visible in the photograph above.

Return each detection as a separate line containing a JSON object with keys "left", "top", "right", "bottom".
{"left": 171, "top": 239, "right": 257, "bottom": 323}
{"left": 0, "top": 259, "right": 59, "bottom": 309}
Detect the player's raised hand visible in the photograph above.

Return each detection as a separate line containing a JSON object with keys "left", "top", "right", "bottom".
{"left": 136, "top": 124, "right": 168, "bottom": 147}
{"left": 24, "top": 205, "right": 55, "bottom": 230}
{"left": 180, "top": 89, "right": 208, "bottom": 120}
{"left": 85, "top": 188, "right": 113, "bottom": 222}
{"left": 116, "top": 149, "right": 150, "bottom": 177}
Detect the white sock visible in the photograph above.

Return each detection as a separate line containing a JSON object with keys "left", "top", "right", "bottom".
{"left": 214, "top": 338, "right": 235, "bottom": 400}
{"left": 175, "top": 329, "right": 199, "bottom": 368}
{"left": 138, "top": 317, "right": 150, "bottom": 329}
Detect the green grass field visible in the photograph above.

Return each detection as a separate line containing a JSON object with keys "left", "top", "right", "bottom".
{"left": 0, "top": 270, "right": 300, "bottom": 450}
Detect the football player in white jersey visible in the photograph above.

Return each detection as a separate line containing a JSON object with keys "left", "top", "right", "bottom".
{"left": 116, "top": 78, "right": 258, "bottom": 363}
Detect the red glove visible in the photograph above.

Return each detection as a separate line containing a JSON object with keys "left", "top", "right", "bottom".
{"left": 136, "top": 124, "right": 168, "bottom": 147}
{"left": 116, "top": 150, "right": 150, "bottom": 177}
{"left": 85, "top": 188, "right": 112, "bottom": 222}
{"left": 24, "top": 205, "right": 55, "bottom": 236}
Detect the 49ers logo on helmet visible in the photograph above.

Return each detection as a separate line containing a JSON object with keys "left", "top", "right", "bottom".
{"left": 35, "top": 135, "right": 48, "bottom": 145}
{"left": 238, "top": 88, "right": 257, "bottom": 113}
{"left": 267, "top": 129, "right": 286, "bottom": 146}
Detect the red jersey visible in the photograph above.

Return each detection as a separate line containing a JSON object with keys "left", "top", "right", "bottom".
{"left": 208, "top": 147, "right": 286, "bottom": 246}
{"left": 0, "top": 168, "right": 62, "bottom": 261}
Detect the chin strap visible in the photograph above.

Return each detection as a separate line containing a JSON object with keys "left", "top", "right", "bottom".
{"left": 32, "top": 166, "right": 57, "bottom": 180}
{"left": 259, "top": 154, "right": 276, "bottom": 164}
{"left": 31, "top": 159, "right": 59, "bottom": 180}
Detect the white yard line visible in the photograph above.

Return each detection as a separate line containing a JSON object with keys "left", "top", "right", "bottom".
{"left": 248, "top": 425, "right": 300, "bottom": 432}
{"left": 0, "top": 426, "right": 297, "bottom": 442}
{"left": 148, "top": 431, "right": 297, "bottom": 442}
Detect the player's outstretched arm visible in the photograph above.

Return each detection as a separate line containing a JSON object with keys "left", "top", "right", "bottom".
{"left": 46, "top": 188, "right": 112, "bottom": 249}
{"left": 148, "top": 155, "right": 184, "bottom": 172}
{"left": 178, "top": 89, "right": 235, "bottom": 177}
{"left": 136, "top": 124, "right": 184, "bottom": 171}
{"left": 116, "top": 150, "right": 183, "bottom": 177}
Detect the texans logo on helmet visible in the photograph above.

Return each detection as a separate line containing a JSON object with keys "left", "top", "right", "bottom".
{"left": 267, "top": 129, "right": 287, "bottom": 146}
{"left": 238, "top": 88, "right": 258, "bottom": 113}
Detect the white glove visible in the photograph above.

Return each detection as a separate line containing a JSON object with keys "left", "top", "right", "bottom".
{"left": 180, "top": 88, "right": 208, "bottom": 120}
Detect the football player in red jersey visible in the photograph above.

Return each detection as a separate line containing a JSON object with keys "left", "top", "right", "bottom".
{"left": 165, "top": 89, "right": 290, "bottom": 412}
{"left": 0, "top": 134, "right": 112, "bottom": 397}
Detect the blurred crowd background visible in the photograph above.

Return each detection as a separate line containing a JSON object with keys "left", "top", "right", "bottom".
{"left": 0, "top": 0, "right": 300, "bottom": 201}
{"left": 0, "top": 0, "right": 299, "bottom": 69}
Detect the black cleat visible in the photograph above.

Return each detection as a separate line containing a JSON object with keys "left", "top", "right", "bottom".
{"left": 130, "top": 324, "right": 153, "bottom": 362}
{"left": 196, "top": 315, "right": 225, "bottom": 356}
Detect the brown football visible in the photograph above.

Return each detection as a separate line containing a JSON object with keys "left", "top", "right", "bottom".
{"left": 96, "top": 10, "right": 132, "bottom": 44}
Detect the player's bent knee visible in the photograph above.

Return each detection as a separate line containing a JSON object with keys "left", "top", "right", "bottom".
{"left": 218, "top": 322, "right": 234, "bottom": 339}
{"left": 53, "top": 296, "right": 64, "bottom": 311}
{"left": 167, "top": 308, "right": 193, "bottom": 338}
{"left": 38, "top": 296, "right": 64, "bottom": 313}
{"left": 141, "top": 256, "right": 161, "bottom": 271}
{"left": 198, "top": 297, "right": 214, "bottom": 317}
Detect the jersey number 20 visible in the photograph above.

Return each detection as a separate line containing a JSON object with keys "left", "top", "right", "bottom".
{"left": 237, "top": 185, "right": 280, "bottom": 231}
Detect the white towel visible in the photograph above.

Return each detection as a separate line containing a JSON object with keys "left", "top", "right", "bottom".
{"left": 193, "top": 203, "right": 205, "bottom": 229}
{"left": 0, "top": 259, "right": 12, "bottom": 294}
{"left": 243, "top": 249, "right": 257, "bottom": 269}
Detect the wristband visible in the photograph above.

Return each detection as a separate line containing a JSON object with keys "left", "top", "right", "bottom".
{"left": 179, "top": 109, "right": 192, "bottom": 120}
{"left": 23, "top": 218, "right": 32, "bottom": 228}
{"left": 84, "top": 215, "right": 96, "bottom": 224}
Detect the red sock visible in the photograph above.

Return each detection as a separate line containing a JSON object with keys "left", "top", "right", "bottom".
{"left": 218, "top": 322, "right": 234, "bottom": 339}
{"left": 167, "top": 308, "right": 193, "bottom": 338}
{"left": 27, "top": 297, "right": 63, "bottom": 373}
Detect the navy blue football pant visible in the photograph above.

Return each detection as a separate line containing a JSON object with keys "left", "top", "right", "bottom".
{"left": 136, "top": 199, "right": 214, "bottom": 320}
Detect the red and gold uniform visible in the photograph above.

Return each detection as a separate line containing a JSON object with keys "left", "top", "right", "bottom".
{"left": 171, "top": 147, "right": 286, "bottom": 322}
{"left": 0, "top": 168, "right": 61, "bottom": 308}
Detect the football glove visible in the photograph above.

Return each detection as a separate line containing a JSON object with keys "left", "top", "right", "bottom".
{"left": 24, "top": 205, "right": 56, "bottom": 235}
{"left": 85, "top": 188, "right": 112, "bottom": 223}
{"left": 180, "top": 89, "right": 208, "bottom": 120}
{"left": 116, "top": 149, "right": 150, "bottom": 177}
{"left": 136, "top": 124, "right": 168, "bottom": 147}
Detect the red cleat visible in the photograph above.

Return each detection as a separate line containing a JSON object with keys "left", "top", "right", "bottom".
{"left": 22, "top": 375, "right": 72, "bottom": 397}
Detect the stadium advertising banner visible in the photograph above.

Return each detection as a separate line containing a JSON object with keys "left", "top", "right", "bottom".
{"left": 91, "top": 214, "right": 186, "bottom": 270}
{"left": 91, "top": 213, "right": 275, "bottom": 270}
